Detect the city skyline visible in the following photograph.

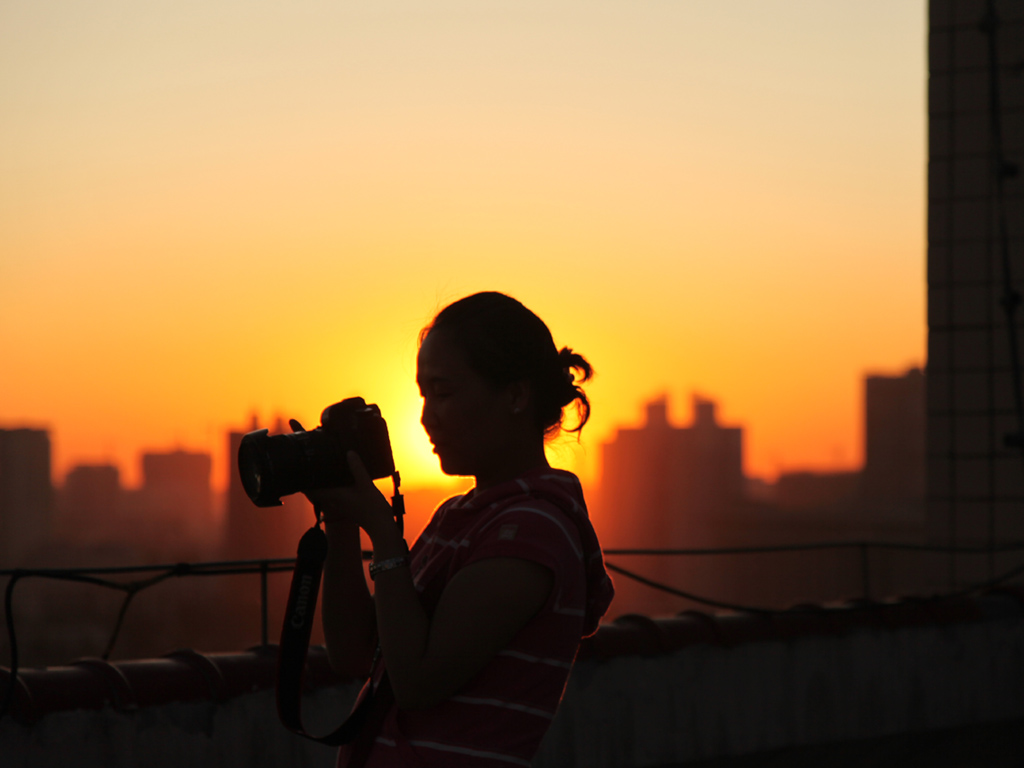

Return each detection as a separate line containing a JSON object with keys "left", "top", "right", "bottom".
{"left": 1, "top": 1, "right": 927, "bottom": 491}
{"left": 13, "top": 363, "right": 924, "bottom": 502}
{"left": 0, "top": 364, "right": 929, "bottom": 642}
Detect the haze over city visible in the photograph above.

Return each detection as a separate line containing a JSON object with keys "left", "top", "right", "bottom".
{"left": 0, "top": 0, "right": 926, "bottom": 496}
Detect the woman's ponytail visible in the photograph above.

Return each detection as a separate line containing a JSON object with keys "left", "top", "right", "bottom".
{"left": 556, "top": 347, "right": 592, "bottom": 435}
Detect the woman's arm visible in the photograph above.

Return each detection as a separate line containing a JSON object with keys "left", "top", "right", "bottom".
{"left": 318, "top": 519, "right": 378, "bottom": 677}
{"left": 371, "top": 523, "right": 553, "bottom": 710}
{"left": 324, "top": 453, "right": 554, "bottom": 709}
{"left": 305, "top": 477, "right": 376, "bottom": 676}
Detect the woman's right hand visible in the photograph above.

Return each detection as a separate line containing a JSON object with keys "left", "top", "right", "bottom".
{"left": 306, "top": 463, "right": 381, "bottom": 676}
{"left": 290, "top": 417, "right": 370, "bottom": 532}
{"left": 302, "top": 486, "right": 349, "bottom": 526}
{"left": 304, "top": 452, "right": 398, "bottom": 542}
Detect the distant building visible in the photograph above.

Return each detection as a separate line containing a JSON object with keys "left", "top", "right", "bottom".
{"left": 222, "top": 419, "right": 312, "bottom": 561}
{"left": 861, "top": 368, "right": 925, "bottom": 517}
{"left": 0, "top": 428, "right": 53, "bottom": 565}
{"left": 128, "top": 448, "right": 214, "bottom": 555}
{"left": 223, "top": 426, "right": 266, "bottom": 559}
{"left": 58, "top": 464, "right": 122, "bottom": 542}
{"left": 597, "top": 381, "right": 930, "bottom": 618}
{"left": 769, "top": 369, "right": 924, "bottom": 521}
{"left": 596, "top": 396, "right": 743, "bottom": 617}
{"left": 600, "top": 395, "right": 744, "bottom": 546}
{"left": 774, "top": 470, "right": 860, "bottom": 514}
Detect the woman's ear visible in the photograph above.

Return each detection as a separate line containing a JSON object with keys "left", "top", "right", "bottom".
{"left": 508, "top": 380, "right": 531, "bottom": 416}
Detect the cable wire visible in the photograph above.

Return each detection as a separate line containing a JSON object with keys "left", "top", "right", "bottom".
{"left": 603, "top": 551, "right": 1024, "bottom": 617}
{"left": 4, "top": 539, "right": 1024, "bottom": 719}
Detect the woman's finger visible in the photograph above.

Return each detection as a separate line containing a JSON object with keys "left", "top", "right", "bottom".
{"left": 346, "top": 450, "right": 373, "bottom": 487}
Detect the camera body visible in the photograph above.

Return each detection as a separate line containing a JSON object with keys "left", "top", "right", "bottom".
{"left": 237, "top": 397, "right": 396, "bottom": 507}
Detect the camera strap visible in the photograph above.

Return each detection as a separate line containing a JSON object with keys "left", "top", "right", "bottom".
{"left": 276, "top": 476, "right": 406, "bottom": 747}
{"left": 276, "top": 524, "right": 375, "bottom": 745}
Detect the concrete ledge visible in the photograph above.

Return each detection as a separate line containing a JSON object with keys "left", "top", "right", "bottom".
{"left": 2, "top": 592, "right": 1023, "bottom": 767}
{"left": 536, "top": 610, "right": 1024, "bottom": 767}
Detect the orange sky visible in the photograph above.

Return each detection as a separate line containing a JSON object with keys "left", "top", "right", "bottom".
{"left": 0, "top": 1, "right": 926, "bottom": 493}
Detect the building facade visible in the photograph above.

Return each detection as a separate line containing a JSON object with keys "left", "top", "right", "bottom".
{"left": 600, "top": 395, "right": 744, "bottom": 548}
{"left": 223, "top": 419, "right": 312, "bottom": 561}
{"left": 927, "top": 0, "right": 1024, "bottom": 586}
{"left": 57, "top": 464, "right": 122, "bottom": 544}
{"left": 128, "top": 448, "right": 215, "bottom": 556}
{"left": 0, "top": 428, "right": 53, "bottom": 566}
{"left": 862, "top": 367, "right": 926, "bottom": 519}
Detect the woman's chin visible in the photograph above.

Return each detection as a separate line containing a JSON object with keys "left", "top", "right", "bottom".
{"left": 438, "top": 455, "right": 474, "bottom": 478}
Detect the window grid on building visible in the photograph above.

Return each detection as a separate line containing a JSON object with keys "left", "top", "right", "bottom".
{"left": 927, "top": 1, "right": 1024, "bottom": 588}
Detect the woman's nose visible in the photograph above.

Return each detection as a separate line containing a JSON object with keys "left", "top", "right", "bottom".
{"left": 421, "top": 400, "right": 436, "bottom": 430}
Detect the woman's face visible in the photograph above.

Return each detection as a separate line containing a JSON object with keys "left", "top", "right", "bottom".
{"left": 417, "top": 330, "right": 523, "bottom": 480}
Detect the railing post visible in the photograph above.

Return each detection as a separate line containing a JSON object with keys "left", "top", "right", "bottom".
{"left": 860, "top": 543, "right": 871, "bottom": 601}
{"left": 260, "top": 562, "right": 269, "bottom": 647}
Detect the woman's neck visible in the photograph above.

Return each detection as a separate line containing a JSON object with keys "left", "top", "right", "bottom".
{"left": 472, "top": 445, "right": 550, "bottom": 494}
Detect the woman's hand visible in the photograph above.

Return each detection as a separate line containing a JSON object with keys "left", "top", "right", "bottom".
{"left": 304, "top": 451, "right": 400, "bottom": 549}
{"left": 307, "top": 452, "right": 385, "bottom": 677}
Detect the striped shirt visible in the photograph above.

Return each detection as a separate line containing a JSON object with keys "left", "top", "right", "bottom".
{"left": 341, "top": 468, "right": 612, "bottom": 768}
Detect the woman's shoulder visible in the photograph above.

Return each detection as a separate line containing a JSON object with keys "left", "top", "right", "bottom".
{"left": 467, "top": 484, "right": 586, "bottom": 565}
{"left": 475, "top": 467, "right": 585, "bottom": 511}
{"left": 417, "top": 468, "right": 590, "bottom": 561}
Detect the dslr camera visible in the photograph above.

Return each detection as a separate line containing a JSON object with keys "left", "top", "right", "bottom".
{"left": 237, "top": 397, "right": 395, "bottom": 507}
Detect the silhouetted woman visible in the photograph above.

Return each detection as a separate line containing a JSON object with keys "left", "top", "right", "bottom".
{"left": 313, "top": 291, "right": 614, "bottom": 768}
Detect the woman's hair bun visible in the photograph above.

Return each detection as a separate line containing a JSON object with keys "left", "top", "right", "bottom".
{"left": 556, "top": 347, "right": 593, "bottom": 429}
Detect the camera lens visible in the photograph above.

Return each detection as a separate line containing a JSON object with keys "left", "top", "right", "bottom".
{"left": 237, "top": 429, "right": 282, "bottom": 507}
{"left": 235, "top": 399, "right": 396, "bottom": 508}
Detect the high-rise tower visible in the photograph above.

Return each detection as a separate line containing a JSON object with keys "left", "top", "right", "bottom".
{"left": 927, "top": 1, "right": 1024, "bottom": 583}
{"left": 0, "top": 428, "right": 53, "bottom": 565}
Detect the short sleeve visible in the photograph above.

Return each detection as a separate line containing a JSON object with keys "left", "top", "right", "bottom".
{"left": 462, "top": 501, "right": 585, "bottom": 590}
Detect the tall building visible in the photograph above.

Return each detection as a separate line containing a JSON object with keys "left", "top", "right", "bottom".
{"left": 927, "top": 2, "right": 1024, "bottom": 583}
{"left": 58, "top": 464, "right": 122, "bottom": 542}
{"left": 770, "top": 370, "right": 925, "bottom": 520}
{"left": 597, "top": 396, "right": 743, "bottom": 617}
{"left": 129, "top": 449, "right": 214, "bottom": 555}
{"left": 600, "top": 395, "right": 744, "bottom": 547}
{"left": 861, "top": 367, "right": 926, "bottom": 517}
{"left": 223, "top": 419, "right": 313, "bottom": 561}
{"left": 0, "top": 428, "right": 53, "bottom": 566}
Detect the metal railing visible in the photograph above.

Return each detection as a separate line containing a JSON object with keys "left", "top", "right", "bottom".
{"left": 602, "top": 539, "right": 1024, "bottom": 613}
{"left": 4, "top": 538, "right": 1024, "bottom": 718}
